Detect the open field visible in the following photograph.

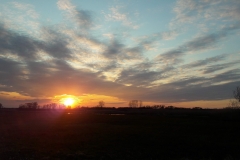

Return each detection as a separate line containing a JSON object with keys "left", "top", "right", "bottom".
{"left": 1, "top": 108, "right": 240, "bottom": 160}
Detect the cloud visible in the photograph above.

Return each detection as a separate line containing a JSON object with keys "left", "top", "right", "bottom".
{"left": 0, "top": 23, "right": 146, "bottom": 101}
{"left": 0, "top": 2, "right": 40, "bottom": 37}
{"left": 136, "top": 69, "right": 240, "bottom": 103}
{"left": 156, "top": 50, "right": 184, "bottom": 65}
{"left": 183, "top": 33, "right": 226, "bottom": 51}
{"left": 0, "top": 24, "right": 72, "bottom": 60}
{"left": 160, "top": 30, "right": 179, "bottom": 40}
{"left": 75, "top": 10, "right": 92, "bottom": 28}
{"left": 115, "top": 61, "right": 177, "bottom": 88}
{"left": 0, "top": 56, "right": 109, "bottom": 97}
{"left": 11, "top": 2, "right": 39, "bottom": 19}
{"left": 172, "top": 0, "right": 240, "bottom": 24}
{"left": 156, "top": 23, "right": 240, "bottom": 64}
{"left": 99, "top": 38, "right": 144, "bottom": 67}
{"left": 0, "top": 0, "right": 240, "bottom": 108}
{"left": 40, "top": 29, "right": 72, "bottom": 59}
{"left": 134, "top": 30, "right": 179, "bottom": 51}
{"left": 0, "top": 57, "right": 24, "bottom": 88}
{"left": 0, "top": 24, "right": 39, "bottom": 60}
{"left": 57, "top": 0, "right": 93, "bottom": 29}
{"left": 1, "top": 32, "right": 240, "bottom": 105}
{"left": 201, "top": 60, "right": 240, "bottom": 74}
{"left": 182, "top": 54, "right": 227, "bottom": 69}
{"left": 210, "top": 69, "right": 240, "bottom": 84}
{"left": 57, "top": 0, "right": 75, "bottom": 10}
{"left": 103, "top": 39, "right": 124, "bottom": 57}
{"left": 172, "top": 0, "right": 215, "bottom": 24}
{"left": 104, "top": 6, "right": 139, "bottom": 29}
{"left": 116, "top": 69, "right": 160, "bottom": 87}
{"left": 206, "top": 0, "right": 240, "bottom": 21}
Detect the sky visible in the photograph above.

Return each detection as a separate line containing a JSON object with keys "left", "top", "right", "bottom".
{"left": 0, "top": 0, "right": 240, "bottom": 108}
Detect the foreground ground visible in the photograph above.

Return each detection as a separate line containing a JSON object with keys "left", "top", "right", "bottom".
{"left": 0, "top": 108, "right": 240, "bottom": 160}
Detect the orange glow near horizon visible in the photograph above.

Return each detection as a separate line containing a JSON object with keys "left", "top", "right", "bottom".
{"left": 54, "top": 94, "right": 82, "bottom": 108}
{"left": 63, "top": 97, "right": 74, "bottom": 106}
{"left": 53, "top": 94, "right": 126, "bottom": 108}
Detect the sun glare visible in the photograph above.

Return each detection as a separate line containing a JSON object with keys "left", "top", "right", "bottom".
{"left": 63, "top": 98, "right": 74, "bottom": 106}
{"left": 54, "top": 94, "right": 82, "bottom": 108}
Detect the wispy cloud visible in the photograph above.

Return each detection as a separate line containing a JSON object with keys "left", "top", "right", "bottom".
{"left": 201, "top": 61, "right": 240, "bottom": 74}
{"left": 138, "top": 69, "right": 240, "bottom": 102}
{"left": 0, "top": 2, "right": 40, "bottom": 37}
{"left": 104, "top": 6, "right": 139, "bottom": 29}
{"left": 156, "top": 23, "right": 240, "bottom": 65}
{"left": 171, "top": 0, "right": 240, "bottom": 30}
{"left": 182, "top": 54, "right": 227, "bottom": 69}
{"left": 0, "top": 24, "right": 72, "bottom": 60}
{"left": 57, "top": 0, "right": 93, "bottom": 29}
{"left": 11, "top": 2, "right": 39, "bottom": 19}
{"left": 0, "top": 0, "right": 240, "bottom": 107}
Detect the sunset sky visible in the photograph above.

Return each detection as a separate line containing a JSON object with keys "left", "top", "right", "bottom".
{"left": 0, "top": 0, "right": 240, "bottom": 108}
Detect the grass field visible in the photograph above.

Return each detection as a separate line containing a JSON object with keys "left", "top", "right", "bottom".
{"left": 0, "top": 108, "right": 240, "bottom": 160}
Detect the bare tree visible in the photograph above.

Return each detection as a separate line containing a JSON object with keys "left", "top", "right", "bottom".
{"left": 129, "top": 100, "right": 142, "bottom": 108}
{"left": 233, "top": 86, "right": 240, "bottom": 102}
{"left": 139, "top": 100, "right": 142, "bottom": 107}
{"left": 228, "top": 99, "right": 239, "bottom": 108}
{"left": 18, "top": 102, "right": 39, "bottom": 109}
{"left": 26, "top": 102, "right": 38, "bottom": 109}
{"left": 32, "top": 102, "right": 38, "bottom": 109}
{"left": 99, "top": 101, "right": 105, "bottom": 108}
{"left": 129, "top": 100, "right": 137, "bottom": 107}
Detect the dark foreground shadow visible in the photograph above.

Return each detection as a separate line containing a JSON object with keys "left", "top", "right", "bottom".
{"left": 0, "top": 108, "right": 240, "bottom": 160}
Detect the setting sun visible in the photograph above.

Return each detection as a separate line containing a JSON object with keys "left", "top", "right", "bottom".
{"left": 63, "top": 98, "right": 74, "bottom": 106}
{"left": 54, "top": 94, "right": 82, "bottom": 108}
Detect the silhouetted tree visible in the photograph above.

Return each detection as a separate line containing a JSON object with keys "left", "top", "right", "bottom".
{"left": 26, "top": 102, "right": 38, "bottom": 109}
{"left": 42, "top": 103, "right": 59, "bottom": 109}
{"left": 51, "top": 103, "right": 57, "bottom": 109}
{"left": 227, "top": 99, "right": 239, "bottom": 108}
{"left": 159, "top": 105, "right": 165, "bottom": 109}
{"left": 192, "top": 107, "right": 202, "bottom": 110}
{"left": 152, "top": 105, "right": 165, "bottom": 109}
{"left": 99, "top": 101, "right": 105, "bottom": 108}
{"left": 233, "top": 86, "right": 240, "bottom": 102}
{"left": 32, "top": 102, "right": 38, "bottom": 109}
{"left": 129, "top": 100, "right": 142, "bottom": 108}
{"left": 139, "top": 100, "right": 142, "bottom": 107}
{"left": 19, "top": 102, "right": 39, "bottom": 109}
{"left": 0, "top": 103, "right": 3, "bottom": 108}
{"left": 165, "top": 105, "right": 174, "bottom": 109}
{"left": 19, "top": 104, "right": 25, "bottom": 108}
{"left": 129, "top": 100, "right": 137, "bottom": 107}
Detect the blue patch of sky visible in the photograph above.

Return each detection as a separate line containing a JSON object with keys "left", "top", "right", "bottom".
{"left": 33, "top": 1, "right": 63, "bottom": 25}
{"left": 127, "top": 1, "right": 175, "bottom": 36}
{"left": 1, "top": 0, "right": 62, "bottom": 27}
{"left": 219, "top": 34, "right": 240, "bottom": 55}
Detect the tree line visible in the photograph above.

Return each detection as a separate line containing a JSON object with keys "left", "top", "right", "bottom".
{"left": 19, "top": 102, "right": 66, "bottom": 109}
{"left": 226, "top": 86, "right": 240, "bottom": 109}
{"left": 1, "top": 86, "right": 240, "bottom": 109}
